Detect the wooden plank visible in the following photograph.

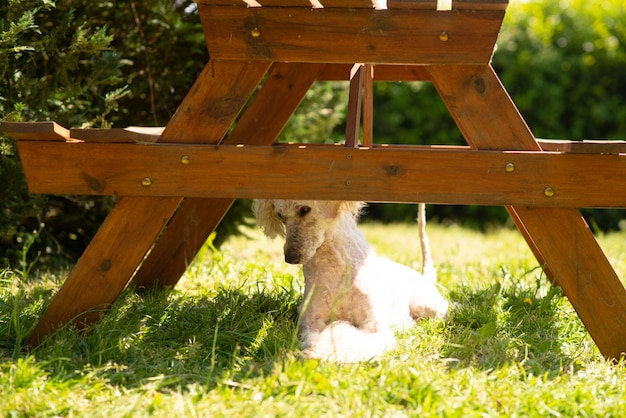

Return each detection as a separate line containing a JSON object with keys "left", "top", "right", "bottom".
{"left": 317, "top": 0, "right": 378, "bottom": 8}
{"left": 198, "top": 6, "right": 505, "bottom": 64}
{"left": 538, "top": 139, "right": 626, "bottom": 154}
{"left": 1, "top": 121, "right": 69, "bottom": 141}
{"left": 195, "top": 0, "right": 315, "bottom": 6}
{"left": 452, "top": 0, "right": 508, "bottom": 10}
{"left": 194, "top": 0, "right": 438, "bottom": 7}
{"left": 373, "top": 64, "right": 430, "bottom": 81}
{"left": 132, "top": 197, "right": 234, "bottom": 290}
{"left": 133, "top": 62, "right": 326, "bottom": 289}
{"left": 26, "top": 196, "right": 181, "bottom": 346}
{"left": 429, "top": 64, "right": 626, "bottom": 361}
{"left": 387, "top": 0, "right": 438, "bottom": 9}
{"left": 191, "top": 0, "right": 507, "bottom": 10}
{"left": 69, "top": 127, "right": 164, "bottom": 143}
{"left": 318, "top": 64, "right": 430, "bottom": 81}
{"left": 194, "top": 0, "right": 249, "bottom": 5}
{"left": 346, "top": 64, "right": 365, "bottom": 147}
{"left": 17, "top": 141, "right": 626, "bottom": 208}
{"left": 363, "top": 64, "right": 374, "bottom": 147}
{"left": 26, "top": 61, "right": 270, "bottom": 345}
{"left": 224, "top": 63, "right": 328, "bottom": 146}
{"left": 161, "top": 60, "right": 272, "bottom": 143}
{"left": 428, "top": 65, "right": 541, "bottom": 151}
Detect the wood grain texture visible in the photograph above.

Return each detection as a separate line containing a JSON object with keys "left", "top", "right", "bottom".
{"left": 1, "top": 121, "right": 69, "bottom": 141}
{"left": 193, "top": 0, "right": 502, "bottom": 11}
{"left": 452, "top": 0, "right": 508, "bottom": 10}
{"left": 17, "top": 141, "right": 626, "bottom": 208}
{"left": 346, "top": 64, "right": 365, "bottom": 147}
{"left": 69, "top": 127, "right": 164, "bottom": 143}
{"left": 26, "top": 196, "right": 181, "bottom": 346}
{"left": 195, "top": 0, "right": 438, "bottom": 8}
{"left": 198, "top": 6, "right": 504, "bottom": 64}
{"left": 318, "top": 64, "right": 431, "bottom": 81}
{"left": 537, "top": 139, "right": 626, "bottom": 154}
{"left": 160, "top": 60, "right": 272, "bottom": 143}
{"left": 362, "top": 64, "right": 374, "bottom": 147}
{"left": 429, "top": 64, "right": 626, "bottom": 360}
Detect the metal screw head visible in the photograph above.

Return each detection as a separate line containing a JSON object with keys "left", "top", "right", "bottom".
{"left": 439, "top": 31, "right": 449, "bottom": 42}
{"left": 141, "top": 177, "right": 152, "bottom": 187}
{"left": 181, "top": 155, "right": 190, "bottom": 165}
{"left": 505, "top": 163, "right": 515, "bottom": 173}
{"left": 544, "top": 187, "right": 555, "bottom": 197}
{"left": 251, "top": 28, "right": 261, "bottom": 38}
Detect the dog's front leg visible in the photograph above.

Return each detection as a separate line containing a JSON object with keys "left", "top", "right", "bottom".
{"left": 298, "top": 282, "right": 333, "bottom": 352}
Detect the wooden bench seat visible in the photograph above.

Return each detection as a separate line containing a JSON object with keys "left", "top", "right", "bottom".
{"left": 1, "top": 122, "right": 163, "bottom": 143}
{"left": 7, "top": 119, "right": 626, "bottom": 212}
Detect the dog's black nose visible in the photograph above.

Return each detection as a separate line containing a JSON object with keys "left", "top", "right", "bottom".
{"left": 284, "top": 248, "right": 301, "bottom": 264}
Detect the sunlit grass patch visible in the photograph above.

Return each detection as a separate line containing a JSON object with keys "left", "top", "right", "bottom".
{"left": 1, "top": 221, "right": 625, "bottom": 417}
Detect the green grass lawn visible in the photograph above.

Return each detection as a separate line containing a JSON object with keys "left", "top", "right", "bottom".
{"left": 1, "top": 221, "right": 626, "bottom": 417}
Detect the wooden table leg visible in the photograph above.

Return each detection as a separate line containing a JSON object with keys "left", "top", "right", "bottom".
{"left": 514, "top": 206, "right": 626, "bottom": 360}
{"left": 429, "top": 64, "right": 626, "bottom": 360}
{"left": 27, "top": 197, "right": 181, "bottom": 346}
{"left": 133, "top": 62, "right": 327, "bottom": 289}
{"left": 27, "top": 60, "right": 271, "bottom": 345}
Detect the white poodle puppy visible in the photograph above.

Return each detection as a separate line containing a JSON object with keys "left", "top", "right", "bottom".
{"left": 253, "top": 200, "right": 449, "bottom": 363}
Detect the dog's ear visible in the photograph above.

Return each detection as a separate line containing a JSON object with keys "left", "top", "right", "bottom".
{"left": 252, "top": 199, "right": 285, "bottom": 238}
{"left": 340, "top": 201, "right": 367, "bottom": 219}
{"left": 320, "top": 201, "right": 366, "bottom": 220}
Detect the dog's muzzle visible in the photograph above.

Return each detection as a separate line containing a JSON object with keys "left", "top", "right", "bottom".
{"left": 284, "top": 247, "right": 302, "bottom": 264}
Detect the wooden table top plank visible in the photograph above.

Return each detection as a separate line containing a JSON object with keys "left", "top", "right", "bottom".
{"left": 452, "top": 0, "right": 508, "bottom": 10}
{"left": 69, "top": 127, "right": 164, "bottom": 143}
{"left": 198, "top": 7, "right": 504, "bottom": 64}
{"left": 193, "top": 0, "right": 505, "bottom": 10}
{"left": 194, "top": 0, "right": 440, "bottom": 8}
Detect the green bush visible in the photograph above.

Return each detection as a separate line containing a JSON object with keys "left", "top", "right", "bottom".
{"left": 1, "top": 1, "right": 123, "bottom": 267}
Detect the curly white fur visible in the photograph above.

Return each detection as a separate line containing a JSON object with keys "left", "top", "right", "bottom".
{"left": 253, "top": 200, "right": 449, "bottom": 363}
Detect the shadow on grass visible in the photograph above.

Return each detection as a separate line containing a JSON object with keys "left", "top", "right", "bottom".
{"left": 1, "top": 267, "right": 590, "bottom": 393}
{"left": 1, "top": 279, "right": 301, "bottom": 392}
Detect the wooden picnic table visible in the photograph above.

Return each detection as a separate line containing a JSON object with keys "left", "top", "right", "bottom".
{"left": 2, "top": 0, "right": 626, "bottom": 360}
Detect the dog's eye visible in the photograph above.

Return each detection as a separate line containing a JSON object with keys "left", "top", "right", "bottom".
{"left": 277, "top": 213, "right": 287, "bottom": 224}
{"left": 298, "top": 206, "right": 311, "bottom": 217}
